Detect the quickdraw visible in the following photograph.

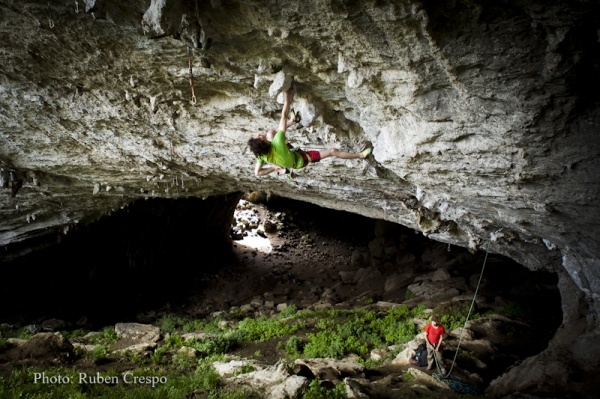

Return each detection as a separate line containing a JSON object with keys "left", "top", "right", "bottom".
{"left": 188, "top": 47, "right": 197, "bottom": 105}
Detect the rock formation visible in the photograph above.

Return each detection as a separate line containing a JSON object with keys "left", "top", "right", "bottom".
{"left": 0, "top": 0, "right": 599, "bottom": 395}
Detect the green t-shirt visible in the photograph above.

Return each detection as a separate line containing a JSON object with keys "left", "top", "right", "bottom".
{"left": 257, "top": 130, "right": 303, "bottom": 169}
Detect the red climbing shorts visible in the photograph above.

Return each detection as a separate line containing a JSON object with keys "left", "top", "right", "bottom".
{"left": 299, "top": 150, "right": 321, "bottom": 168}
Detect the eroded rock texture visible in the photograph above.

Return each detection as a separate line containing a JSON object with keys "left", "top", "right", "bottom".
{"left": 1, "top": 0, "right": 599, "bottom": 395}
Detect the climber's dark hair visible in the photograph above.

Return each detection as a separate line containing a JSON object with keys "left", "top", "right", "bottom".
{"left": 248, "top": 137, "right": 271, "bottom": 157}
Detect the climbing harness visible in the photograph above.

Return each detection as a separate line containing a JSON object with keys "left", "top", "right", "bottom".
{"left": 429, "top": 233, "right": 501, "bottom": 394}
{"left": 48, "top": 2, "right": 55, "bottom": 28}
{"left": 188, "top": 47, "right": 197, "bottom": 105}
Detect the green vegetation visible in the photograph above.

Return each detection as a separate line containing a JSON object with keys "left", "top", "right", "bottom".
{"left": 302, "top": 379, "right": 347, "bottom": 399}
{"left": 237, "top": 317, "right": 305, "bottom": 342}
{"left": 0, "top": 303, "right": 434, "bottom": 397}
{"left": 284, "top": 336, "right": 304, "bottom": 357}
{"left": 405, "top": 290, "right": 416, "bottom": 300}
{"left": 0, "top": 338, "right": 9, "bottom": 351}
{"left": 61, "top": 329, "right": 86, "bottom": 339}
{"left": 187, "top": 332, "right": 244, "bottom": 356}
{"left": 363, "top": 297, "right": 374, "bottom": 305}
{"left": 165, "top": 333, "right": 185, "bottom": 348}
{"left": 278, "top": 304, "right": 298, "bottom": 318}
{"left": 293, "top": 305, "right": 424, "bottom": 360}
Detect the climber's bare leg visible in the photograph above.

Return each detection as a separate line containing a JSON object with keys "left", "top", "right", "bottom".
{"left": 319, "top": 148, "right": 364, "bottom": 160}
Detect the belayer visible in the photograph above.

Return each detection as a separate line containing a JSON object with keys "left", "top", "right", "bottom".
{"left": 248, "top": 87, "right": 373, "bottom": 178}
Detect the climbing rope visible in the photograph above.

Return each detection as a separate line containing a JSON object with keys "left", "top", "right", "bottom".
{"left": 429, "top": 233, "right": 500, "bottom": 393}
{"left": 188, "top": 47, "right": 197, "bottom": 105}
{"left": 48, "top": 2, "right": 55, "bottom": 28}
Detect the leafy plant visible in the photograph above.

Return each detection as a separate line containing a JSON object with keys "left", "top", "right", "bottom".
{"left": 405, "top": 291, "right": 416, "bottom": 300}
{"left": 166, "top": 333, "right": 185, "bottom": 348}
{"left": 150, "top": 346, "right": 168, "bottom": 364}
{"left": 364, "top": 298, "right": 374, "bottom": 305}
{"left": 104, "top": 327, "right": 118, "bottom": 342}
{"left": 302, "top": 379, "right": 347, "bottom": 399}
{"left": 61, "top": 329, "right": 86, "bottom": 339}
{"left": 284, "top": 336, "right": 304, "bottom": 356}
{"left": 238, "top": 317, "right": 304, "bottom": 342}
{"left": 92, "top": 345, "right": 110, "bottom": 365}
{"left": 278, "top": 304, "right": 298, "bottom": 318}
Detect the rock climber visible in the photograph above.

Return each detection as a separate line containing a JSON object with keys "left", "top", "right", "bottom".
{"left": 424, "top": 315, "right": 447, "bottom": 374}
{"left": 247, "top": 87, "right": 372, "bottom": 178}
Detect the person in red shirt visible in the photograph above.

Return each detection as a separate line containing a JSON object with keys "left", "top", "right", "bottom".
{"left": 424, "top": 315, "right": 447, "bottom": 374}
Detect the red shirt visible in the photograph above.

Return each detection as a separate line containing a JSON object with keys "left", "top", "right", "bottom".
{"left": 424, "top": 323, "right": 445, "bottom": 345}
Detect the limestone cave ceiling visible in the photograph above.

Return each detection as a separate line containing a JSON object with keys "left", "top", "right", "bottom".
{"left": 0, "top": 0, "right": 599, "bottom": 311}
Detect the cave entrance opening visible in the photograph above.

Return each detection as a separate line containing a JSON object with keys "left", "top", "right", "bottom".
{"left": 0, "top": 193, "right": 562, "bottom": 393}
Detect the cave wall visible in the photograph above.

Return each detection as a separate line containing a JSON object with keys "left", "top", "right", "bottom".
{"left": 0, "top": 0, "right": 599, "bottom": 395}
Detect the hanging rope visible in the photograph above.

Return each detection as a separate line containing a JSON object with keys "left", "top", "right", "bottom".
{"left": 429, "top": 233, "right": 501, "bottom": 393}
{"left": 48, "top": 2, "right": 55, "bottom": 28}
{"left": 188, "top": 47, "right": 197, "bottom": 105}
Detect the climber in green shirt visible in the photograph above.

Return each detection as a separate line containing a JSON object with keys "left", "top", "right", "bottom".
{"left": 248, "top": 87, "right": 373, "bottom": 177}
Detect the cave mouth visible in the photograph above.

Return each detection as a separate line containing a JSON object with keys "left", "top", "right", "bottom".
{"left": 0, "top": 193, "right": 562, "bottom": 390}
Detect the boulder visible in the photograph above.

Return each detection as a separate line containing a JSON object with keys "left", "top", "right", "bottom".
{"left": 376, "top": 301, "right": 401, "bottom": 309}
{"left": 177, "top": 346, "right": 198, "bottom": 358}
{"left": 397, "top": 252, "right": 417, "bottom": 264}
{"left": 313, "top": 302, "right": 333, "bottom": 311}
{"left": 344, "top": 377, "right": 370, "bottom": 399}
{"left": 240, "top": 304, "right": 254, "bottom": 313}
{"left": 214, "top": 360, "right": 256, "bottom": 377}
{"left": 339, "top": 271, "right": 356, "bottom": 284}
{"left": 276, "top": 303, "right": 288, "bottom": 312}
{"left": 1, "top": 332, "right": 74, "bottom": 363}
{"left": 392, "top": 347, "right": 416, "bottom": 365}
{"left": 367, "top": 236, "right": 385, "bottom": 258}
{"left": 267, "top": 375, "right": 308, "bottom": 399}
{"left": 431, "top": 268, "right": 451, "bottom": 282}
{"left": 181, "top": 332, "right": 218, "bottom": 341}
{"left": 116, "top": 342, "right": 155, "bottom": 354}
{"left": 41, "top": 319, "right": 67, "bottom": 332}
{"left": 6, "top": 338, "right": 27, "bottom": 347}
{"left": 407, "top": 368, "right": 451, "bottom": 391}
{"left": 452, "top": 294, "right": 486, "bottom": 306}
{"left": 384, "top": 270, "right": 415, "bottom": 293}
{"left": 370, "top": 348, "right": 388, "bottom": 361}
{"left": 115, "top": 323, "right": 160, "bottom": 344}
{"left": 295, "top": 358, "right": 364, "bottom": 382}
{"left": 226, "top": 362, "right": 307, "bottom": 399}
{"left": 459, "top": 339, "right": 496, "bottom": 355}
{"left": 449, "top": 327, "right": 475, "bottom": 341}
{"left": 470, "top": 274, "right": 488, "bottom": 289}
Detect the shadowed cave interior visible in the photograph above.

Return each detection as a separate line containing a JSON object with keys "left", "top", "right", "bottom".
{"left": 1, "top": 194, "right": 562, "bottom": 391}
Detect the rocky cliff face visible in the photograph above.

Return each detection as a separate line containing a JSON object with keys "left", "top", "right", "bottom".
{"left": 1, "top": 0, "right": 599, "bottom": 395}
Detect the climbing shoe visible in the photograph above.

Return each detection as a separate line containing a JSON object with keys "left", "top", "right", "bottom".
{"left": 289, "top": 108, "right": 301, "bottom": 123}
{"left": 361, "top": 146, "right": 374, "bottom": 158}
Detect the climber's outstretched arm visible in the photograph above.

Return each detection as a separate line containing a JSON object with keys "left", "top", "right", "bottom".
{"left": 278, "top": 88, "right": 293, "bottom": 133}
{"left": 255, "top": 161, "right": 285, "bottom": 177}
